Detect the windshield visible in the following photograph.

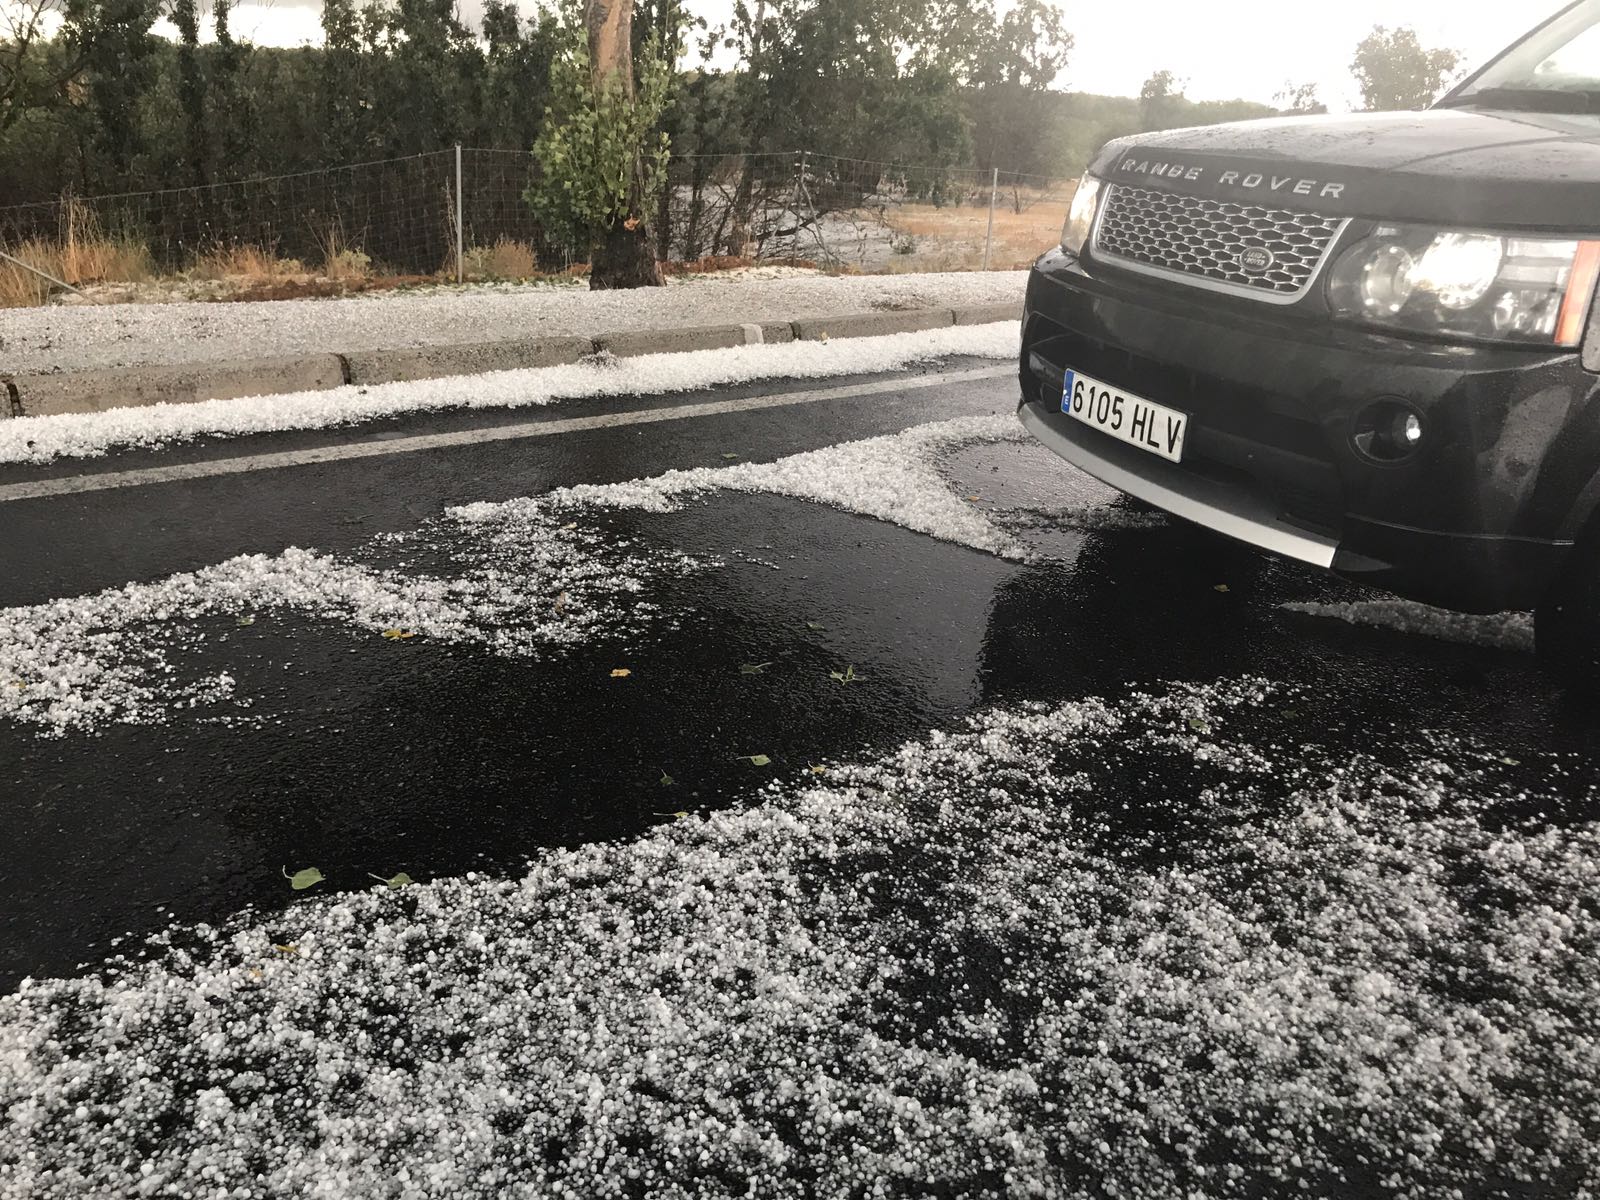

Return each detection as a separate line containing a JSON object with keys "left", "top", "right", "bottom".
{"left": 1439, "top": 0, "right": 1600, "bottom": 111}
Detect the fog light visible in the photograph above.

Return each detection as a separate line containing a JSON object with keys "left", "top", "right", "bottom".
{"left": 1353, "top": 400, "right": 1425, "bottom": 463}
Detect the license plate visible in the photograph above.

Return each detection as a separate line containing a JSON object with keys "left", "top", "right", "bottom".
{"left": 1062, "top": 368, "right": 1188, "bottom": 463}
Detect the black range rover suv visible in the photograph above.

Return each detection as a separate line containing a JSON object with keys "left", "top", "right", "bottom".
{"left": 1020, "top": 0, "right": 1600, "bottom": 683}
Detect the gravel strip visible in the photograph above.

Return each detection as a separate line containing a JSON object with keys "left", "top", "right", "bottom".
{"left": 0, "top": 273, "right": 1026, "bottom": 376}
{"left": 3, "top": 676, "right": 1595, "bottom": 1197}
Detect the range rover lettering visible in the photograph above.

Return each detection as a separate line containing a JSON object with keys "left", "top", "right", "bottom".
{"left": 1019, "top": 0, "right": 1600, "bottom": 685}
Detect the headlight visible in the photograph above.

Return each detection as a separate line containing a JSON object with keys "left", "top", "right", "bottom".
{"left": 1328, "top": 223, "right": 1600, "bottom": 346}
{"left": 1060, "top": 174, "right": 1102, "bottom": 256}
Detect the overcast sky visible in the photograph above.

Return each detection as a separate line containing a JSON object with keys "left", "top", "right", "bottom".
{"left": 199, "top": 0, "right": 1569, "bottom": 108}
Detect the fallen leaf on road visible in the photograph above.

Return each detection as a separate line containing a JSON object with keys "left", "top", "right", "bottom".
{"left": 610, "top": 668, "right": 632, "bottom": 678}
{"left": 237, "top": 615, "right": 256, "bottom": 627}
{"left": 272, "top": 943, "right": 299, "bottom": 955}
{"left": 381, "top": 629, "right": 416, "bottom": 641}
{"left": 1213, "top": 584, "right": 1230, "bottom": 593}
{"left": 721, "top": 452, "right": 740, "bottom": 460}
{"left": 739, "top": 662, "right": 773, "bottom": 675}
{"left": 830, "top": 664, "right": 861, "bottom": 684}
{"left": 743, "top": 754, "right": 772, "bottom": 766}
{"left": 283, "top": 866, "right": 324, "bottom": 891}
{"left": 805, "top": 621, "right": 826, "bottom": 631}
{"left": 1187, "top": 717, "right": 1212, "bottom": 735}
{"left": 367, "top": 872, "right": 413, "bottom": 889}
{"left": 965, "top": 494, "right": 981, "bottom": 502}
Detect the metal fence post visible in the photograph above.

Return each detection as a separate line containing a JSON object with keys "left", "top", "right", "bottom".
{"left": 982, "top": 166, "right": 998, "bottom": 271}
{"left": 455, "top": 144, "right": 465, "bottom": 284}
{"left": 0, "top": 249, "right": 88, "bottom": 299}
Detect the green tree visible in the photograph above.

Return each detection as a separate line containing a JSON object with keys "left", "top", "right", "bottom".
{"left": 724, "top": 0, "right": 972, "bottom": 166}
{"left": 1138, "top": 69, "right": 1188, "bottom": 131}
{"left": 967, "top": 0, "right": 1073, "bottom": 174}
{"left": 319, "top": 0, "right": 367, "bottom": 161}
{"left": 481, "top": 0, "right": 559, "bottom": 151}
{"left": 1275, "top": 80, "right": 1328, "bottom": 115}
{"left": 1351, "top": 26, "right": 1461, "bottom": 111}
{"left": 64, "top": 0, "right": 165, "bottom": 186}
{"left": 2, "top": 0, "right": 83, "bottom": 135}
{"left": 169, "top": 0, "right": 207, "bottom": 187}
{"left": 527, "top": 0, "right": 679, "bottom": 288}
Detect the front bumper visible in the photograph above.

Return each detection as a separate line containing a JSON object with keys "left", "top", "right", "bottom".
{"left": 1020, "top": 249, "right": 1600, "bottom": 612}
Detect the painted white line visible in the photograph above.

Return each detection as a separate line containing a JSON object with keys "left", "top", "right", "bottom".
{"left": 0, "top": 366, "right": 1012, "bottom": 503}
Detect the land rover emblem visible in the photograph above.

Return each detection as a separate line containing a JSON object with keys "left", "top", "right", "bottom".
{"left": 1238, "top": 246, "right": 1275, "bottom": 274}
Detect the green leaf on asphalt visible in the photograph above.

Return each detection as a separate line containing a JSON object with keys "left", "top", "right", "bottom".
{"left": 273, "top": 943, "right": 299, "bottom": 954}
{"left": 654, "top": 810, "right": 690, "bottom": 819}
{"left": 1213, "top": 584, "right": 1230, "bottom": 594}
{"left": 237, "top": 615, "right": 256, "bottom": 627}
{"left": 283, "top": 866, "right": 324, "bottom": 890}
{"left": 659, "top": 771, "right": 674, "bottom": 786}
{"left": 743, "top": 754, "right": 772, "bottom": 766}
{"left": 1187, "top": 717, "right": 1211, "bottom": 735}
{"left": 381, "top": 629, "right": 416, "bottom": 641}
{"left": 721, "top": 452, "right": 740, "bottom": 460}
{"left": 739, "top": 662, "right": 773, "bottom": 675}
{"left": 830, "top": 664, "right": 860, "bottom": 684}
{"left": 1500, "top": 756, "right": 1521, "bottom": 766}
{"left": 805, "top": 621, "right": 826, "bottom": 631}
{"left": 363, "top": 871, "right": 412, "bottom": 889}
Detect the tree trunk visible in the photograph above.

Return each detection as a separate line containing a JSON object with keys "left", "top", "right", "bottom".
{"left": 589, "top": 222, "right": 661, "bottom": 289}
{"left": 585, "top": 0, "right": 663, "bottom": 289}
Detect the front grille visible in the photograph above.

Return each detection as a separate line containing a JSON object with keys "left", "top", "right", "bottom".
{"left": 1094, "top": 184, "right": 1344, "bottom": 301}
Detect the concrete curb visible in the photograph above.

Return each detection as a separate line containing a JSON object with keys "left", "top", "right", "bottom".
{"left": 7, "top": 355, "right": 347, "bottom": 419}
{"left": 343, "top": 337, "right": 594, "bottom": 386}
{"left": 2, "top": 301, "right": 1021, "bottom": 419}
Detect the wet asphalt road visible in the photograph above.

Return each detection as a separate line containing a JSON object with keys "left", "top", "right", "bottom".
{"left": 0, "top": 359, "right": 1590, "bottom": 995}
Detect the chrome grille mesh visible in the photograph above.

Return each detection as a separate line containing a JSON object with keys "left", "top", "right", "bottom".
{"left": 1094, "top": 184, "right": 1343, "bottom": 299}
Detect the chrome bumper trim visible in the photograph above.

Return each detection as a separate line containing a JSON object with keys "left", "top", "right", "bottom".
{"left": 1018, "top": 403, "right": 1339, "bottom": 569}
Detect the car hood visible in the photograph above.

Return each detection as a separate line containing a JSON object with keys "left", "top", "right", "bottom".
{"left": 1091, "top": 109, "right": 1600, "bottom": 230}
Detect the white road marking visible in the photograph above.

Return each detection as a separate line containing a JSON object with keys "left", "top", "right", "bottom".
{"left": 0, "top": 366, "right": 1011, "bottom": 503}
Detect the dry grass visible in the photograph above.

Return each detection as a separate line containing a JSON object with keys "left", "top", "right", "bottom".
{"left": 190, "top": 244, "right": 306, "bottom": 282}
{"left": 313, "top": 224, "right": 374, "bottom": 283}
{"left": 0, "top": 201, "right": 153, "bottom": 306}
{"left": 880, "top": 185, "right": 1072, "bottom": 270}
{"left": 460, "top": 237, "right": 539, "bottom": 281}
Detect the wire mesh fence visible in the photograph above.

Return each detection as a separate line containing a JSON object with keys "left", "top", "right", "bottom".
{"left": 0, "top": 147, "right": 1074, "bottom": 299}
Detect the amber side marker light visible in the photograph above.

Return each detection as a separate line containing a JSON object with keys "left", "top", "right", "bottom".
{"left": 1556, "top": 240, "right": 1600, "bottom": 347}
